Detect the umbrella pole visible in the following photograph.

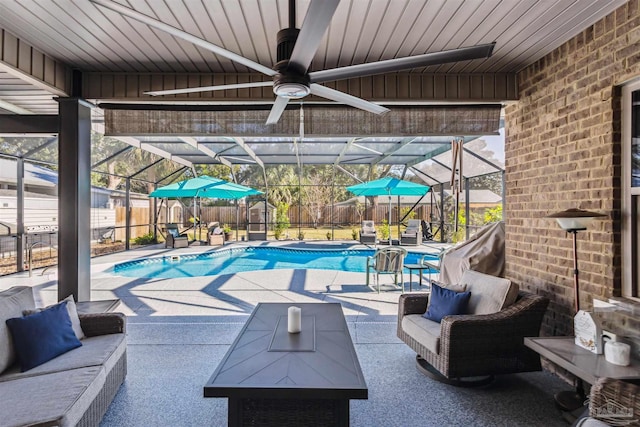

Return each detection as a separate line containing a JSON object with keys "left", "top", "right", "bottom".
{"left": 236, "top": 201, "right": 239, "bottom": 242}
{"left": 388, "top": 194, "right": 392, "bottom": 246}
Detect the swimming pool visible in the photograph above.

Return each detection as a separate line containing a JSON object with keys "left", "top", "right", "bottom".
{"left": 111, "top": 246, "right": 438, "bottom": 279}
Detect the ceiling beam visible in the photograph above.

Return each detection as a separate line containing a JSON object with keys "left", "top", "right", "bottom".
{"left": 410, "top": 166, "right": 442, "bottom": 185}
{"left": 405, "top": 145, "right": 453, "bottom": 168}
{"left": 84, "top": 72, "right": 517, "bottom": 102}
{"left": 0, "top": 114, "right": 58, "bottom": 133}
{"left": 0, "top": 99, "right": 34, "bottom": 115}
{"left": 92, "top": 123, "right": 192, "bottom": 168}
{"left": 230, "top": 137, "right": 266, "bottom": 185}
{"left": 230, "top": 137, "right": 264, "bottom": 168}
{"left": 335, "top": 165, "right": 362, "bottom": 183}
{"left": 179, "top": 137, "right": 232, "bottom": 168}
{"left": 462, "top": 146, "right": 504, "bottom": 172}
{"left": 334, "top": 138, "right": 358, "bottom": 166}
{"left": 373, "top": 137, "right": 417, "bottom": 166}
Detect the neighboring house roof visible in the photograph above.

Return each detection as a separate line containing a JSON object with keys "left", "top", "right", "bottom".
{"left": 335, "top": 190, "right": 502, "bottom": 206}
{"left": 0, "top": 158, "right": 58, "bottom": 188}
{"left": 0, "top": 189, "right": 57, "bottom": 199}
{"left": 250, "top": 201, "right": 275, "bottom": 209}
{"left": 442, "top": 189, "right": 502, "bottom": 204}
{"left": 334, "top": 195, "right": 431, "bottom": 206}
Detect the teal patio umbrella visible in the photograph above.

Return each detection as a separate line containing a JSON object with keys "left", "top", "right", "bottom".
{"left": 346, "top": 177, "right": 430, "bottom": 245}
{"left": 150, "top": 175, "right": 261, "bottom": 199}
{"left": 150, "top": 176, "right": 262, "bottom": 241}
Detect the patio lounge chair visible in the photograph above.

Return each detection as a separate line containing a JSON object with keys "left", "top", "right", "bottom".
{"left": 397, "top": 270, "right": 549, "bottom": 385}
{"left": 366, "top": 246, "right": 407, "bottom": 293}
{"left": 359, "top": 220, "right": 377, "bottom": 244}
{"left": 165, "top": 223, "right": 189, "bottom": 248}
{"left": 207, "top": 222, "right": 224, "bottom": 246}
{"left": 401, "top": 219, "right": 422, "bottom": 245}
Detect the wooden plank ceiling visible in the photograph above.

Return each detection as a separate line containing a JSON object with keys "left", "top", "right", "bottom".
{"left": 0, "top": 0, "right": 628, "bottom": 111}
{"left": 0, "top": 0, "right": 627, "bottom": 75}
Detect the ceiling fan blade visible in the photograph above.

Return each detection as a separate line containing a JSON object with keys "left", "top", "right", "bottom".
{"left": 309, "top": 43, "right": 496, "bottom": 84}
{"left": 266, "top": 96, "right": 290, "bottom": 125}
{"left": 288, "top": 0, "right": 340, "bottom": 73}
{"left": 310, "top": 84, "right": 389, "bottom": 115}
{"left": 145, "top": 81, "right": 273, "bottom": 96}
{"left": 91, "top": 0, "right": 276, "bottom": 77}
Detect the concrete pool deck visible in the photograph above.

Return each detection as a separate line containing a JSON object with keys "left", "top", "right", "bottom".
{"left": 1, "top": 240, "right": 447, "bottom": 321}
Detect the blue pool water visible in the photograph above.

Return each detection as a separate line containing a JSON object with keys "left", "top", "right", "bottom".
{"left": 111, "top": 246, "right": 438, "bottom": 279}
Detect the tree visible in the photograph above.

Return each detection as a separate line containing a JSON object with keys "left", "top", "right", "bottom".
{"left": 274, "top": 202, "right": 290, "bottom": 240}
{"left": 484, "top": 204, "right": 503, "bottom": 223}
{"left": 300, "top": 166, "right": 334, "bottom": 227}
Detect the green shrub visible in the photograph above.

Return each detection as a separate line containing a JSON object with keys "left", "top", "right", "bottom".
{"left": 133, "top": 233, "right": 156, "bottom": 245}
{"left": 274, "top": 202, "right": 290, "bottom": 240}
{"left": 351, "top": 228, "right": 358, "bottom": 240}
{"left": 379, "top": 219, "right": 390, "bottom": 240}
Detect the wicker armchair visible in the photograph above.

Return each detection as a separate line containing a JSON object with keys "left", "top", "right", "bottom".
{"left": 574, "top": 378, "right": 640, "bottom": 426}
{"left": 165, "top": 223, "right": 189, "bottom": 248}
{"left": 359, "top": 220, "right": 377, "bottom": 244}
{"left": 400, "top": 219, "right": 421, "bottom": 245}
{"left": 397, "top": 289, "right": 549, "bottom": 384}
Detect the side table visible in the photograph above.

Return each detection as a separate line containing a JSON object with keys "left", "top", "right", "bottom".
{"left": 404, "top": 264, "right": 428, "bottom": 292}
{"left": 524, "top": 337, "right": 640, "bottom": 416}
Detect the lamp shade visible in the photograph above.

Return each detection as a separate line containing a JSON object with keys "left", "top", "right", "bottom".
{"left": 546, "top": 208, "right": 606, "bottom": 231}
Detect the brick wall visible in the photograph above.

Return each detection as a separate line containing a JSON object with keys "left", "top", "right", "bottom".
{"left": 504, "top": 0, "right": 640, "bottom": 343}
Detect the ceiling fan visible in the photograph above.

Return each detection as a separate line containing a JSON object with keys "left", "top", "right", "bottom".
{"left": 91, "top": 0, "right": 495, "bottom": 125}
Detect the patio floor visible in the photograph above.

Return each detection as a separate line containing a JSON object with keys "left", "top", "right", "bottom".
{"left": 0, "top": 241, "right": 570, "bottom": 426}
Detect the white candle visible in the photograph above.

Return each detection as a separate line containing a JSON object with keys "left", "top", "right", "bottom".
{"left": 288, "top": 306, "right": 301, "bottom": 333}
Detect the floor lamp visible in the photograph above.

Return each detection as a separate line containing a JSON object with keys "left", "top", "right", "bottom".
{"left": 545, "top": 208, "right": 606, "bottom": 413}
{"left": 546, "top": 208, "right": 606, "bottom": 313}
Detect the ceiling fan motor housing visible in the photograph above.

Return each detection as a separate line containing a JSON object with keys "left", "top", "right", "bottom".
{"left": 273, "top": 28, "right": 310, "bottom": 99}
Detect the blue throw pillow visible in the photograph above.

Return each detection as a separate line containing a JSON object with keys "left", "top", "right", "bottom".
{"left": 6, "top": 301, "right": 82, "bottom": 371}
{"left": 423, "top": 283, "right": 471, "bottom": 323}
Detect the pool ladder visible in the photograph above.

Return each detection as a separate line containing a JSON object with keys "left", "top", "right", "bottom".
{"left": 26, "top": 242, "right": 57, "bottom": 277}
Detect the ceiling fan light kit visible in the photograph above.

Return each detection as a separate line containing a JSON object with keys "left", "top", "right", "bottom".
{"left": 91, "top": 0, "right": 496, "bottom": 125}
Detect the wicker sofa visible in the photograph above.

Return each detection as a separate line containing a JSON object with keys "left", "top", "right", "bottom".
{"left": 397, "top": 270, "right": 549, "bottom": 384}
{"left": 0, "top": 286, "right": 127, "bottom": 427}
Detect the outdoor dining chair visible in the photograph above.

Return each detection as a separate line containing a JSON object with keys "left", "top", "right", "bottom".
{"left": 366, "top": 246, "right": 408, "bottom": 293}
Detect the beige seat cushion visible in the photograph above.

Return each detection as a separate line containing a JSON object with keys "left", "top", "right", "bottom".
{"left": 0, "top": 333, "right": 125, "bottom": 383}
{"left": 459, "top": 269, "right": 519, "bottom": 315}
{"left": 0, "top": 366, "right": 105, "bottom": 427}
{"left": 0, "top": 287, "right": 36, "bottom": 374}
{"left": 401, "top": 314, "right": 442, "bottom": 354}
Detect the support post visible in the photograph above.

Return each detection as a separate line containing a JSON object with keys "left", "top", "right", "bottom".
{"left": 125, "top": 178, "right": 131, "bottom": 250}
{"left": 16, "top": 158, "right": 25, "bottom": 272}
{"left": 152, "top": 190, "right": 158, "bottom": 241}
{"left": 439, "top": 185, "right": 445, "bottom": 243}
{"left": 465, "top": 177, "right": 470, "bottom": 241}
{"left": 58, "top": 98, "right": 92, "bottom": 302}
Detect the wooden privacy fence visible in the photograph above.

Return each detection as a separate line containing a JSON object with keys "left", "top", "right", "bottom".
{"left": 156, "top": 205, "right": 436, "bottom": 228}
{"left": 115, "top": 207, "right": 150, "bottom": 241}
